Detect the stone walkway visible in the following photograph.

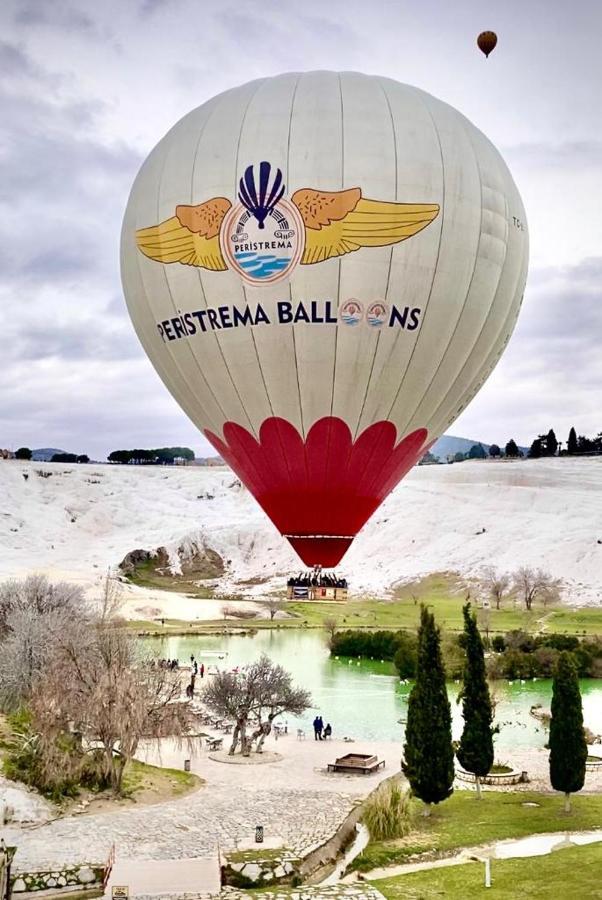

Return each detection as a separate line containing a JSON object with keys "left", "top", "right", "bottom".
{"left": 2, "top": 784, "right": 355, "bottom": 872}
{"left": 1, "top": 735, "right": 397, "bottom": 876}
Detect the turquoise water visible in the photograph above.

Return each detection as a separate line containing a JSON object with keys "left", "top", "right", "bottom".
{"left": 146, "top": 631, "right": 602, "bottom": 751}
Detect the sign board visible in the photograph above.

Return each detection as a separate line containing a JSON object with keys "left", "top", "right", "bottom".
{"left": 112, "top": 887, "right": 129, "bottom": 899}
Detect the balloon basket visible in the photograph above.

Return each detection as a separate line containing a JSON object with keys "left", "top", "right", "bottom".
{"left": 286, "top": 568, "right": 348, "bottom": 601}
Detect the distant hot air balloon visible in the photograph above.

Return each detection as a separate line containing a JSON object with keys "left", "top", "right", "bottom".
{"left": 477, "top": 31, "right": 498, "bottom": 57}
{"left": 121, "top": 72, "right": 528, "bottom": 568}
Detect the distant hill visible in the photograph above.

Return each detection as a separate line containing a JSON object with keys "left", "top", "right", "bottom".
{"left": 31, "top": 448, "right": 68, "bottom": 462}
{"left": 430, "top": 435, "right": 528, "bottom": 461}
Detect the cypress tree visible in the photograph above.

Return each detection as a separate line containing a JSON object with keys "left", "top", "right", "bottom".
{"left": 567, "top": 427, "right": 578, "bottom": 455}
{"left": 549, "top": 651, "right": 587, "bottom": 813}
{"left": 546, "top": 429, "right": 558, "bottom": 457}
{"left": 402, "top": 606, "right": 454, "bottom": 815}
{"left": 457, "top": 603, "right": 496, "bottom": 798}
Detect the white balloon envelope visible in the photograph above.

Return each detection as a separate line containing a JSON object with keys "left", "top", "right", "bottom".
{"left": 121, "top": 71, "right": 528, "bottom": 567}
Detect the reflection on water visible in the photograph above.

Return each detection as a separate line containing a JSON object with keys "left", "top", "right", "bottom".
{"left": 145, "top": 630, "right": 602, "bottom": 750}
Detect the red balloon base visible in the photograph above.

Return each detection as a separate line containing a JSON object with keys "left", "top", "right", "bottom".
{"left": 286, "top": 536, "right": 353, "bottom": 568}
{"left": 205, "top": 416, "right": 429, "bottom": 567}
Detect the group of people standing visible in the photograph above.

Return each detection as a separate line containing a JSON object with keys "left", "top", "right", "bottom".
{"left": 185, "top": 655, "right": 205, "bottom": 698}
{"left": 312, "top": 715, "right": 332, "bottom": 740}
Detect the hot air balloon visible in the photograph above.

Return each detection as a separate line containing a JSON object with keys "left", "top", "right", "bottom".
{"left": 121, "top": 72, "right": 528, "bottom": 568}
{"left": 477, "top": 31, "right": 498, "bottom": 57}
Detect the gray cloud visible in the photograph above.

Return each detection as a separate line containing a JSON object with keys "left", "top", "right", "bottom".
{"left": 1, "top": 0, "right": 601, "bottom": 459}
{"left": 12, "top": 1, "right": 102, "bottom": 37}
{"left": 504, "top": 141, "right": 602, "bottom": 171}
{"left": 455, "top": 256, "right": 602, "bottom": 445}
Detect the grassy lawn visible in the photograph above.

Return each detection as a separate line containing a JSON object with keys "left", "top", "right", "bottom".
{"left": 127, "top": 557, "right": 216, "bottom": 597}
{"left": 351, "top": 791, "right": 602, "bottom": 872}
{"left": 121, "top": 758, "right": 201, "bottom": 800}
{"left": 126, "top": 573, "right": 602, "bottom": 637}
{"left": 373, "top": 842, "right": 602, "bottom": 898}
{"left": 545, "top": 607, "right": 602, "bottom": 635}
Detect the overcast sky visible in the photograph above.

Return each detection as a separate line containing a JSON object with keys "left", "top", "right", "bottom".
{"left": 2, "top": 0, "right": 601, "bottom": 459}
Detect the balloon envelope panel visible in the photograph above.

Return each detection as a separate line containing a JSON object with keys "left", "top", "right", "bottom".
{"left": 121, "top": 72, "right": 528, "bottom": 566}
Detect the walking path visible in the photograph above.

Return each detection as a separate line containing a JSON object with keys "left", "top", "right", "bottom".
{"left": 105, "top": 857, "right": 220, "bottom": 897}
{"left": 2, "top": 737, "right": 395, "bottom": 873}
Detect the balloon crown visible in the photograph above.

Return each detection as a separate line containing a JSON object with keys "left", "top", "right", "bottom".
{"left": 238, "top": 161, "right": 285, "bottom": 229}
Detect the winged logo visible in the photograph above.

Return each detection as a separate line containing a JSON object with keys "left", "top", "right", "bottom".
{"left": 136, "top": 161, "right": 440, "bottom": 285}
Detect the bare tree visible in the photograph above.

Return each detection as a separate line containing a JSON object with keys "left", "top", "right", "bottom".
{"left": 202, "top": 654, "right": 311, "bottom": 757}
{"left": 0, "top": 575, "right": 192, "bottom": 795}
{"left": 0, "top": 574, "right": 84, "bottom": 637}
{"left": 98, "top": 571, "right": 124, "bottom": 623}
{"left": 482, "top": 567, "right": 511, "bottom": 610}
{"left": 31, "top": 622, "right": 192, "bottom": 795}
{"left": 265, "top": 598, "right": 284, "bottom": 621}
{"left": 323, "top": 616, "right": 338, "bottom": 645}
{"left": 513, "top": 567, "right": 561, "bottom": 611}
{"left": 0, "top": 577, "right": 88, "bottom": 711}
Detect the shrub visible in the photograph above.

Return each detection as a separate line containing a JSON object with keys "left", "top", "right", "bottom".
{"left": 362, "top": 780, "right": 411, "bottom": 841}
{"left": 500, "top": 649, "right": 538, "bottom": 680}
{"left": 3, "top": 708, "right": 109, "bottom": 802}
{"left": 441, "top": 635, "right": 466, "bottom": 679}
{"left": 541, "top": 634, "right": 579, "bottom": 652}
{"left": 492, "top": 634, "right": 506, "bottom": 653}
{"left": 533, "top": 646, "right": 559, "bottom": 678}
{"left": 330, "top": 629, "right": 403, "bottom": 661}
{"left": 393, "top": 632, "right": 418, "bottom": 678}
{"left": 505, "top": 630, "right": 536, "bottom": 653}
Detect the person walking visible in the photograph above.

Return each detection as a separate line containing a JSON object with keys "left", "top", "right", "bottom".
{"left": 317, "top": 716, "right": 324, "bottom": 740}
{"left": 200, "top": 663, "right": 205, "bottom": 679}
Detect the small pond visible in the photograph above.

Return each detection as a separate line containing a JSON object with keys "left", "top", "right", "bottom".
{"left": 146, "top": 630, "right": 602, "bottom": 751}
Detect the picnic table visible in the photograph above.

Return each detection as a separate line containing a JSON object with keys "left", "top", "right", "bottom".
{"left": 206, "top": 737, "right": 224, "bottom": 752}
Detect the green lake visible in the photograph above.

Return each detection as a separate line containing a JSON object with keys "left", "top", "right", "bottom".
{"left": 148, "top": 630, "right": 602, "bottom": 751}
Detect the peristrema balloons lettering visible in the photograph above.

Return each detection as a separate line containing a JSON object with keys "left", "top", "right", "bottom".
{"left": 122, "top": 72, "right": 528, "bottom": 567}
{"left": 156, "top": 301, "right": 423, "bottom": 342}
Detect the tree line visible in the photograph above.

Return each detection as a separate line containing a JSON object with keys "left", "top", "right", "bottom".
{"left": 329, "top": 624, "right": 601, "bottom": 681}
{"left": 11, "top": 446, "right": 196, "bottom": 465}
{"left": 529, "top": 426, "right": 602, "bottom": 458}
{"left": 14, "top": 448, "right": 89, "bottom": 463}
{"left": 421, "top": 440, "right": 524, "bottom": 464}
{"left": 107, "top": 446, "right": 195, "bottom": 465}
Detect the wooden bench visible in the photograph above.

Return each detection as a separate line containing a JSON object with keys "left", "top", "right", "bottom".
{"left": 327, "top": 753, "right": 385, "bottom": 775}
